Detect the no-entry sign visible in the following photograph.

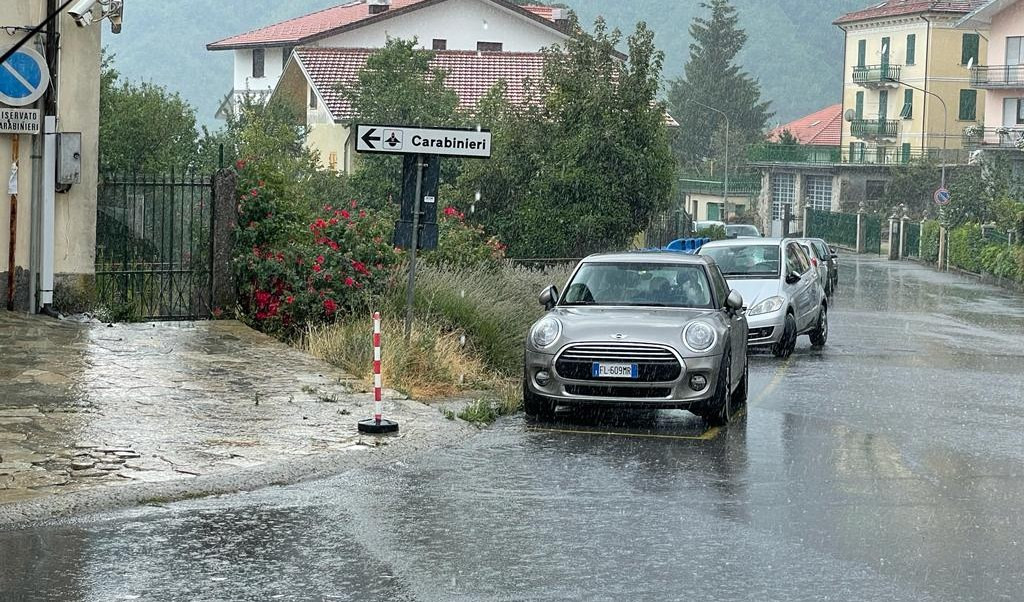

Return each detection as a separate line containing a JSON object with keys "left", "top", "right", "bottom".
{"left": 355, "top": 125, "right": 492, "bottom": 158}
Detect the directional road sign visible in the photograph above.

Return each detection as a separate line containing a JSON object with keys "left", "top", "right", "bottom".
{"left": 356, "top": 124, "right": 492, "bottom": 158}
{"left": 0, "top": 47, "right": 49, "bottom": 108}
{"left": 934, "top": 187, "right": 951, "bottom": 206}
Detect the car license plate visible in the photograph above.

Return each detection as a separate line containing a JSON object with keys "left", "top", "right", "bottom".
{"left": 592, "top": 363, "right": 638, "bottom": 379}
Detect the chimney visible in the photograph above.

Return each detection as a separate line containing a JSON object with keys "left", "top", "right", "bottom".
{"left": 367, "top": 0, "right": 390, "bottom": 15}
{"left": 550, "top": 7, "right": 570, "bottom": 30}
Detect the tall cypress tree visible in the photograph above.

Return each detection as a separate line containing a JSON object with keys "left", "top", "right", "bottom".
{"left": 667, "top": 0, "right": 772, "bottom": 171}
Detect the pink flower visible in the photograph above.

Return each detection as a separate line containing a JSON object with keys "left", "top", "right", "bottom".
{"left": 340, "top": 210, "right": 351, "bottom": 220}
{"left": 312, "top": 263, "right": 322, "bottom": 273}
{"left": 316, "top": 255, "right": 325, "bottom": 264}
{"left": 250, "top": 188, "right": 259, "bottom": 197}
{"left": 235, "top": 159, "right": 247, "bottom": 170}
{"left": 344, "top": 277, "right": 355, "bottom": 287}
{"left": 350, "top": 200, "right": 358, "bottom": 209}
{"left": 323, "top": 298, "right": 337, "bottom": 315}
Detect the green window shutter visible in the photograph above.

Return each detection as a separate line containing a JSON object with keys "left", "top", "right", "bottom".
{"left": 878, "top": 90, "right": 888, "bottom": 120}
{"left": 962, "top": 33, "right": 980, "bottom": 66}
{"left": 959, "top": 89, "right": 978, "bottom": 120}
{"left": 881, "top": 37, "right": 890, "bottom": 66}
{"left": 900, "top": 89, "right": 913, "bottom": 119}
{"left": 906, "top": 34, "right": 916, "bottom": 65}
{"left": 855, "top": 91, "right": 864, "bottom": 119}
{"left": 857, "top": 40, "right": 866, "bottom": 67}
{"left": 901, "top": 143, "right": 911, "bottom": 163}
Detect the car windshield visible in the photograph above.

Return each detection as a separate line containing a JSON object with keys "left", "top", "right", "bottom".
{"left": 699, "top": 244, "right": 781, "bottom": 278}
{"left": 726, "top": 225, "right": 760, "bottom": 237}
{"left": 560, "top": 262, "right": 715, "bottom": 308}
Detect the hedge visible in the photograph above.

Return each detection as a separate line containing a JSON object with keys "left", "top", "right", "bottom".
{"left": 947, "top": 224, "right": 1024, "bottom": 284}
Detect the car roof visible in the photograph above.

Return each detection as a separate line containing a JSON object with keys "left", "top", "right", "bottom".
{"left": 699, "top": 237, "right": 796, "bottom": 249}
{"left": 582, "top": 251, "right": 714, "bottom": 265}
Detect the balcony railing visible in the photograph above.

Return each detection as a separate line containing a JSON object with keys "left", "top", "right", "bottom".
{"left": 678, "top": 174, "right": 762, "bottom": 196}
{"left": 748, "top": 144, "right": 970, "bottom": 166}
{"left": 970, "top": 65, "right": 1024, "bottom": 88}
{"left": 852, "top": 64, "right": 901, "bottom": 86}
{"left": 963, "top": 126, "right": 1024, "bottom": 150}
{"left": 850, "top": 118, "right": 899, "bottom": 139}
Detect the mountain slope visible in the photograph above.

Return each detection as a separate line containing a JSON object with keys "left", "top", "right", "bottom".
{"left": 102, "top": 0, "right": 867, "bottom": 127}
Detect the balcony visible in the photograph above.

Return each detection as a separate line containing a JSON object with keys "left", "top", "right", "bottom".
{"left": 678, "top": 174, "right": 762, "bottom": 196}
{"left": 970, "top": 65, "right": 1024, "bottom": 89}
{"left": 963, "top": 126, "right": 1024, "bottom": 150}
{"left": 748, "top": 144, "right": 970, "bottom": 166}
{"left": 850, "top": 118, "right": 899, "bottom": 140}
{"left": 852, "top": 64, "right": 901, "bottom": 87}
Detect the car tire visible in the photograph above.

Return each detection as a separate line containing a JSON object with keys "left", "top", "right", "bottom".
{"left": 809, "top": 304, "right": 828, "bottom": 348}
{"left": 772, "top": 312, "right": 797, "bottom": 358}
{"left": 731, "top": 352, "right": 748, "bottom": 408}
{"left": 522, "top": 373, "right": 556, "bottom": 420}
{"left": 697, "top": 346, "right": 734, "bottom": 426}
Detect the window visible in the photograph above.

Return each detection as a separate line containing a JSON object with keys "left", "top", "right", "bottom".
{"left": 1007, "top": 36, "right": 1024, "bottom": 65}
{"left": 771, "top": 173, "right": 795, "bottom": 220}
{"left": 855, "top": 91, "right": 864, "bottom": 119}
{"left": 252, "top": 48, "right": 265, "bottom": 78}
{"left": 309, "top": 86, "right": 317, "bottom": 110}
{"left": 878, "top": 89, "right": 888, "bottom": 120}
{"left": 857, "top": 39, "right": 866, "bottom": 67}
{"left": 1001, "top": 97, "right": 1024, "bottom": 125}
{"left": 962, "top": 33, "right": 980, "bottom": 66}
{"left": 432, "top": 38, "right": 447, "bottom": 50}
{"left": 805, "top": 175, "right": 833, "bottom": 212}
{"left": 900, "top": 89, "right": 913, "bottom": 119}
{"left": 282, "top": 46, "right": 294, "bottom": 68}
{"left": 906, "top": 33, "right": 916, "bottom": 65}
{"left": 901, "top": 143, "right": 912, "bottom": 163}
{"left": 866, "top": 180, "right": 886, "bottom": 200}
{"left": 959, "top": 89, "right": 978, "bottom": 120}
{"left": 786, "top": 243, "right": 809, "bottom": 275}
{"left": 560, "top": 262, "right": 714, "bottom": 309}
{"left": 477, "top": 41, "right": 503, "bottom": 52}
{"left": 849, "top": 141, "right": 866, "bottom": 162}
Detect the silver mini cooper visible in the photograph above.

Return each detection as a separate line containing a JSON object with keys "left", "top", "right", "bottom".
{"left": 523, "top": 252, "right": 749, "bottom": 425}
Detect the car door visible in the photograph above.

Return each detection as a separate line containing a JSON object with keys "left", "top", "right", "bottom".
{"left": 785, "top": 242, "right": 816, "bottom": 330}
{"left": 711, "top": 264, "right": 746, "bottom": 388}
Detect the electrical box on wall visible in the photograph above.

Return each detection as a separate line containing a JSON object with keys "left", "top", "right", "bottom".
{"left": 56, "top": 132, "right": 82, "bottom": 189}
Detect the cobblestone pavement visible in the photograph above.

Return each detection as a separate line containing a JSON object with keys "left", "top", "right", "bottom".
{"left": 0, "top": 311, "right": 455, "bottom": 510}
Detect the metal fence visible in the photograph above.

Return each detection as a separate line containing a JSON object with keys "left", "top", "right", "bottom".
{"left": 95, "top": 170, "right": 216, "bottom": 320}
{"left": 903, "top": 221, "right": 921, "bottom": 258}
{"left": 806, "top": 208, "right": 857, "bottom": 249}
{"left": 645, "top": 208, "right": 692, "bottom": 248}
{"left": 864, "top": 215, "right": 882, "bottom": 254}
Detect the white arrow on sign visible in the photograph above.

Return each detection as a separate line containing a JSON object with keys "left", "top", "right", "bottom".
{"left": 355, "top": 124, "right": 492, "bottom": 159}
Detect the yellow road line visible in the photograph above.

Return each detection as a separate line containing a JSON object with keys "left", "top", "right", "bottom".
{"left": 749, "top": 357, "right": 791, "bottom": 407}
{"left": 526, "top": 425, "right": 721, "bottom": 441}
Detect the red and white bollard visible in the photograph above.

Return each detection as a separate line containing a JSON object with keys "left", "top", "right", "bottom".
{"left": 358, "top": 311, "right": 399, "bottom": 434}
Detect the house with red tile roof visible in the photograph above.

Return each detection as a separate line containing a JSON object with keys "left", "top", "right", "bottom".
{"left": 747, "top": 1, "right": 989, "bottom": 236}
{"left": 207, "top": 0, "right": 571, "bottom": 119}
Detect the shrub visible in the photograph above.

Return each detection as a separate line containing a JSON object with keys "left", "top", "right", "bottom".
{"left": 921, "top": 220, "right": 940, "bottom": 263}
{"left": 422, "top": 205, "right": 507, "bottom": 269}
{"left": 238, "top": 201, "right": 400, "bottom": 335}
{"left": 696, "top": 225, "right": 727, "bottom": 241}
{"left": 948, "top": 224, "right": 985, "bottom": 273}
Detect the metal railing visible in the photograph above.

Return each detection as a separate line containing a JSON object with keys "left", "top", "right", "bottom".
{"left": 970, "top": 64, "right": 1024, "bottom": 88}
{"left": 852, "top": 64, "right": 902, "bottom": 85}
{"left": 748, "top": 144, "right": 969, "bottom": 166}
{"left": 677, "top": 174, "right": 762, "bottom": 196}
{"left": 963, "top": 126, "right": 1024, "bottom": 150}
{"left": 851, "top": 118, "right": 900, "bottom": 139}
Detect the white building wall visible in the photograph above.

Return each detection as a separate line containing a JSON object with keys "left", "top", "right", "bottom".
{"left": 233, "top": 47, "right": 287, "bottom": 94}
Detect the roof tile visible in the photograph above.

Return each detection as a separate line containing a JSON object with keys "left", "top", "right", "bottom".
{"left": 768, "top": 104, "right": 843, "bottom": 146}
{"left": 834, "top": 0, "right": 986, "bottom": 24}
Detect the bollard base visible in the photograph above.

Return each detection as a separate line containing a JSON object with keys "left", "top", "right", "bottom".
{"left": 358, "top": 418, "right": 399, "bottom": 434}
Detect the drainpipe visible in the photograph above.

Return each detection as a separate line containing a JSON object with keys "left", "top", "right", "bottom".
{"left": 36, "top": 0, "right": 59, "bottom": 316}
{"left": 921, "top": 16, "right": 932, "bottom": 151}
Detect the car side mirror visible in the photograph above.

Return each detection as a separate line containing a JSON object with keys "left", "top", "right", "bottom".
{"left": 538, "top": 285, "right": 559, "bottom": 311}
{"left": 726, "top": 290, "right": 743, "bottom": 312}
{"left": 785, "top": 272, "right": 801, "bottom": 285}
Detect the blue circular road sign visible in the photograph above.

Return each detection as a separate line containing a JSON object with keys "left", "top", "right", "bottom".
{"left": 934, "top": 187, "right": 951, "bottom": 206}
{"left": 0, "top": 47, "right": 50, "bottom": 107}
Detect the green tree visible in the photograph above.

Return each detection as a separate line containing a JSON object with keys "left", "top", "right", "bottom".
{"left": 99, "top": 53, "right": 200, "bottom": 172}
{"left": 458, "top": 17, "right": 675, "bottom": 258}
{"left": 342, "top": 38, "right": 462, "bottom": 206}
{"left": 667, "top": 0, "right": 772, "bottom": 170}
{"left": 882, "top": 158, "right": 940, "bottom": 217}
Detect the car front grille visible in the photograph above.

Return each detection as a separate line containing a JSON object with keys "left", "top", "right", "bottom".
{"left": 749, "top": 327, "right": 775, "bottom": 341}
{"left": 565, "top": 385, "right": 672, "bottom": 399}
{"left": 555, "top": 343, "right": 682, "bottom": 383}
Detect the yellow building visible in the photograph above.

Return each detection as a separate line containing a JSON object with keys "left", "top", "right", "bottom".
{"left": 836, "top": 1, "right": 989, "bottom": 163}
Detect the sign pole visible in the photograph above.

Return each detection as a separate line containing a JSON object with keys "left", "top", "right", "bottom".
{"left": 6, "top": 134, "right": 18, "bottom": 311}
{"left": 404, "top": 154, "right": 424, "bottom": 341}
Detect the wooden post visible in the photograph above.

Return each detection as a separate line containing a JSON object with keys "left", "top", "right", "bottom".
{"left": 6, "top": 134, "right": 18, "bottom": 311}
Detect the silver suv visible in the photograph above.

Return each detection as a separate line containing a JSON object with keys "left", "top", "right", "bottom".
{"left": 698, "top": 238, "right": 827, "bottom": 358}
{"left": 523, "top": 252, "right": 749, "bottom": 425}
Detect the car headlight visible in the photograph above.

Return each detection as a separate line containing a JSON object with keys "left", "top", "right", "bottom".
{"left": 530, "top": 317, "right": 562, "bottom": 349}
{"left": 748, "top": 296, "right": 785, "bottom": 316}
{"left": 682, "top": 321, "right": 716, "bottom": 352}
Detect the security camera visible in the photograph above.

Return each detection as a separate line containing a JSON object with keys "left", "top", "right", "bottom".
{"left": 68, "top": 0, "right": 100, "bottom": 27}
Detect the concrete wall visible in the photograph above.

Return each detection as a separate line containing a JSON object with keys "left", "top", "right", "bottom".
{"left": 684, "top": 193, "right": 751, "bottom": 222}
{"left": 840, "top": 14, "right": 987, "bottom": 154}
{"left": 0, "top": 4, "right": 100, "bottom": 311}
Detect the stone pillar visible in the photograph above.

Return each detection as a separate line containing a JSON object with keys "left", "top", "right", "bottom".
{"left": 898, "top": 217, "right": 907, "bottom": 260}
{"left": 938, "top": 226, "right": 948, "bottom": 271}
{"left": 212, "top": 169, "right": 238, "bottom": 312}
{"left": 793, "top": 173, "right": 806, "bottom": 235}
{"left": 856, "top": 202, "right": 866, "bottom": 254}
{"left": 888, "top": 216, "right": 899, "bottom": 260}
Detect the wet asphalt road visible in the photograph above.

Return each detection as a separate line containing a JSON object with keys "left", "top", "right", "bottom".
{"left": 3, "top": 255, "right": 1024, "bottom": 601}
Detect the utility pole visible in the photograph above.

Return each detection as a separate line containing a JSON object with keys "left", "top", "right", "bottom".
{"left": 690, "top": 99, "right": 730, "bottom": 220}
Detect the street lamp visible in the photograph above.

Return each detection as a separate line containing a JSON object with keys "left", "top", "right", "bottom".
{"left": 689, "top": 99, "right": 730, "bottom": 220}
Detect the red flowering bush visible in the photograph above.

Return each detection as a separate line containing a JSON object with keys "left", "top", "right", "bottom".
{"left": 424, "top": 204, "right": 507, "bottom": 269}
{"left": 239, "top": 200, "right": 399, "bottom": 334}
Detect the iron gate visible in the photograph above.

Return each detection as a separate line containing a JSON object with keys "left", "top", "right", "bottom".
{"left": 95, "top": 170, "right": 216, "bottom": 320}
{"left": 903, "top": 222, "right": 921, "bottom": 258}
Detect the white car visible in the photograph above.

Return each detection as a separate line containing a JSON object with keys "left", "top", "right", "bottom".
{"left": 698, "top": 238, "right": 828, "bottom": 358}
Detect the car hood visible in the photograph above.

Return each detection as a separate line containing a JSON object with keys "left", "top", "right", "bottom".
{"left": 546, "top": 306, "right": 722, "bottom": 353}
{"left": 724, "top": 278, "right": 781, "bottom": 308}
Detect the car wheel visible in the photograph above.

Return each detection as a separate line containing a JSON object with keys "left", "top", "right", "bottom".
{"left": 809, "top": 304, "right": 828, "bottom": 348}
{"left": 731, "top": 352, "right": 748, "bottom": 408}
{"left": 697, "top": 346, "right": 734, "bottom": 426}
{"left": 772, "top": 312, "right": 797, "bottom": 358}
{"left": 522, "top": 372, "right": 556, "bottom": 420}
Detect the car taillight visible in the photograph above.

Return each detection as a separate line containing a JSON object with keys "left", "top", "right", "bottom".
{"left": 811, "top": 258, "right": 818, "bottom": 267}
